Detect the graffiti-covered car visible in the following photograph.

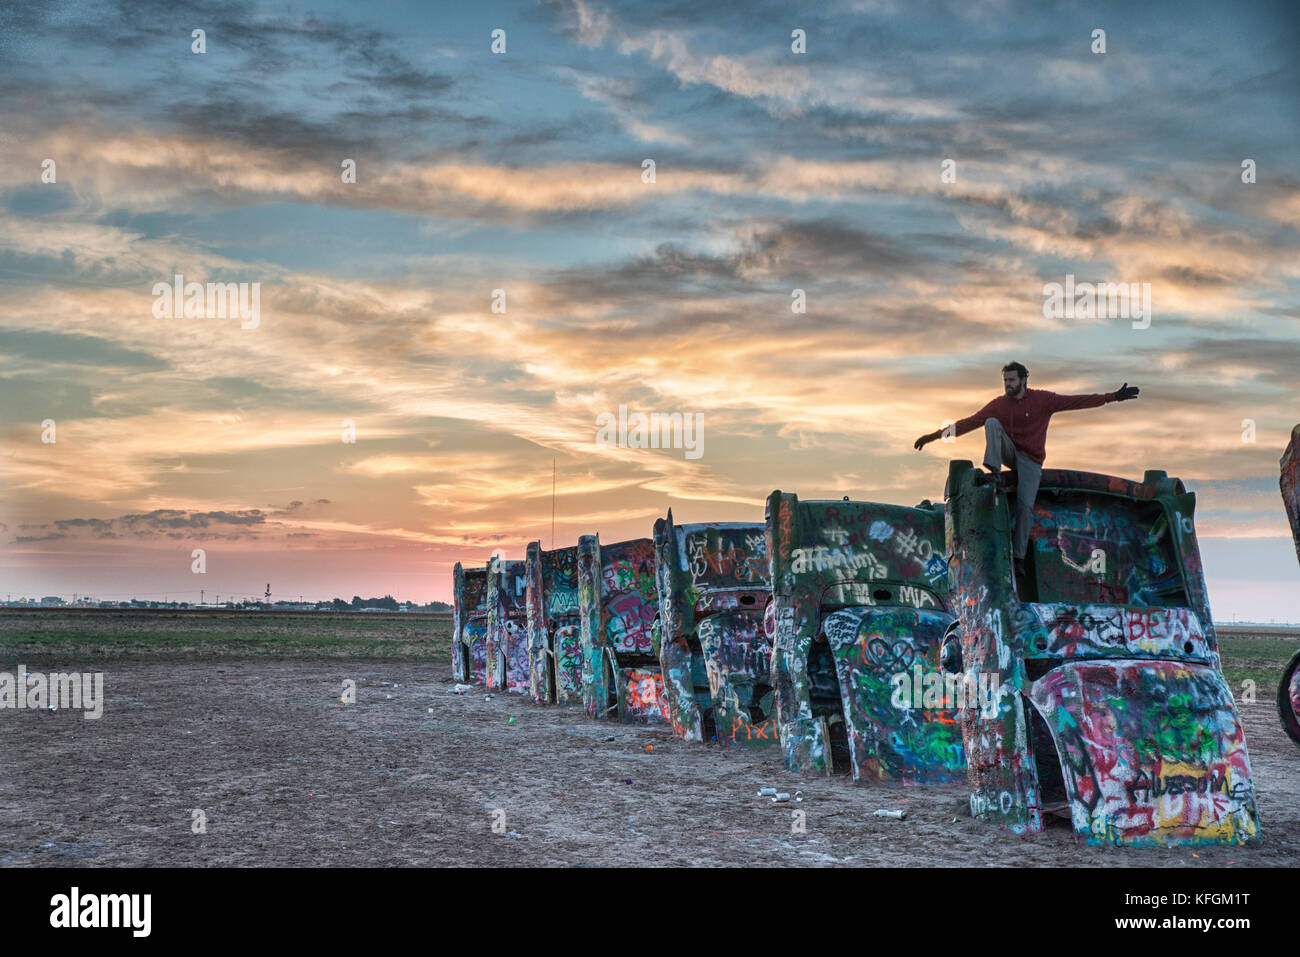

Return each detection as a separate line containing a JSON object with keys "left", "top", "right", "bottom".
{"left": 452, "top": 562, "right": 490, "bottom": 684}
{"left": 765, "top": 491, "right": 965, "bottom": 783}
{"left": 654, "top": 511, "right": 775, "bottom": 745}
{"left": 577, "top": 535, "right": 670, "bottom": 724}
{"left": 1280, "top": 424, "right": 1300, "bottom": 747}
{"left": 945, "top": 459, "right": 1261, "bottom": 846}
{"left": 486, "top": 557, "right": 529, "bottom": 694}
{"left": 525, "top": 541, "right": 582, "bottom": 706}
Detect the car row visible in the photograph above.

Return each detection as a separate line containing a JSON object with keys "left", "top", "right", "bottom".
{"left": 450, "top": 457, "right": 1264, "bottom": 846}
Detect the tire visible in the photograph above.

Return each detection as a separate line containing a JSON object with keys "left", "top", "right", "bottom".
{"left": 1278, "top": 647, "right": 1300, "bottom": 747}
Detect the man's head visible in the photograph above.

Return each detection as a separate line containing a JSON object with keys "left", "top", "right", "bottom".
{"left": 1002, "top": 361, "right": 1028, "bottom": 398}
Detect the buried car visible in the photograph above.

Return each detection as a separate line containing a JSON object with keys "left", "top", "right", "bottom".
{"left": 452, "top": 562, "right": 490, "bottom": 684}
{"left": 525, "top": 541, "right": 583, "bottom": 706}
{"left": 1280, "top": 424, "right": 1300, "bottom": 747}
{"left": 576, "top": 535, "right": 670, "bottom": 724}
{"left": 944, "top": 459, "right": 1261, "bottom": 846}
{"left": 486, "top": 556, "right": 529, "bottom": 694}
{"left": 654, "top": 511, "right": 776, "bottom": 745}
{"left": 765, "top": 491, "right": 966, "bottom": 783}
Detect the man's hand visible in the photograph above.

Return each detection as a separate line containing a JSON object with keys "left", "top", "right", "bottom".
{"left": 1113, "top": 382, "right": 1140, "bottom": 402}
{"left": 914, "top": 431, "right": 940, "bottom": 450}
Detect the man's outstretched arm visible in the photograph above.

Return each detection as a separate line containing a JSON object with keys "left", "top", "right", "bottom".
{"left": 1047, "top": 383, "right": 1140, "bottom": 412}
{"left": 914, "top": 399, "right": 998, "bottom": 450}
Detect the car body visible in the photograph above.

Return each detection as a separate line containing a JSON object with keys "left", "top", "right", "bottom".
{"left": 1280, "top": 424, "right": 1300, "bottom": 746}
{"left": 486, "top": 557, "right": 529, "bottom": 694}
{"left": 577, "top": 534, "right": 669, "bottom": 723}
{"left": 765, "top": 491, "right": 964, "bottom": 783}
{"left": 1283, "top": 424, "right": 1300, "bottom": 569}
{"left": 452, "top": 563, "right": 489, "bottom": 684}
{"left": 653, "top": 511, "right": 776, "bottom": 745}
{"left": 945, "top": 459, "right": 1260, "bottom": 846}
{"left": 525, "top": 541, "right": 583, "bottom": 705}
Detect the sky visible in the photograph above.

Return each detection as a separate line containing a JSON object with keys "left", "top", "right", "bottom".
{"left": 0, "top": 0, "right": 1297, "bottom": 618}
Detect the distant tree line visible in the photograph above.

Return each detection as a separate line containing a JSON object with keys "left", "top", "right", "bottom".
{"left": 328, "top": 595, "right": 452, "bottom": 612}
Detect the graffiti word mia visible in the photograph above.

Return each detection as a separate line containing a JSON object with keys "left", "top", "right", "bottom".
{"left": 152, "top": 273, "right": 261, "bottom": 329}
{"left": 1041, "top": 274, "right": 1151, "bottom": 330}
{"left": 595, "top": 405, "right": 703, "bottom": 460}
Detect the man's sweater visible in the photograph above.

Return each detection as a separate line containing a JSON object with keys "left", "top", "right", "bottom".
{"left": 952, "top": 387, "right": 1114, "bottom": 465}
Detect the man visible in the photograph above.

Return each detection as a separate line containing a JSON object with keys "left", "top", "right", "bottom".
{"left": 913, "top": 362, "right": 1140, "bottom": 577}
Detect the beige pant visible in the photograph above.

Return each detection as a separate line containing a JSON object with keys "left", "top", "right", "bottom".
{"left": 984, "top": 418, "right": 1041, "bottom": 561}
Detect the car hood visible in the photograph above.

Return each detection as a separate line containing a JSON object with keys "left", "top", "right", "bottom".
{"left": 1029, "top": 658, "right": 1260, "bottom": 846}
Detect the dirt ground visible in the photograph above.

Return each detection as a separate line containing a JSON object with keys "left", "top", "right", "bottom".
{"left": 3, "top": 655, "right": 1297, "bottom": 867}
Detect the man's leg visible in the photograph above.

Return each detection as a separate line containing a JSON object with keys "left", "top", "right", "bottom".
{"left": 1012, "top": 452, "right": 1042, "bottom": 563}
{"left": 983, "top": 418, "right": 1016, "bottom": 472}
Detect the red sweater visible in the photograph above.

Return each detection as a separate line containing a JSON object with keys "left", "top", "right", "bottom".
{"left": 953, "top": 387, "right": 1114, "bottom": 465}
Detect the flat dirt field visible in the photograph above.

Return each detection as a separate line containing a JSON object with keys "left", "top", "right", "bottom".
{"left": 2, "top": 612, "right": 1297, "bottom": 867}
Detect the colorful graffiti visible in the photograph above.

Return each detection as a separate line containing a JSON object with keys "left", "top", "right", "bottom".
{"left": 486, "top": 558, "right": 529, "bottom": 694}
{"left": 601, "top": 539, "right": 658, "bottom": 655}
{"left": 1023, "top": 485, "right": 1198, "bottom": 611}
{"left": 697, "top": 612, "right": 778, "bottom": 746}
{"left": 577, "top": 534, "right": 668, "bottom": 724}
{"left": 1023, "top": 604, "right": 1209, "bottom": 660}
{"left": 1031, "top": 661, "right": 1258, "bottom": 846}
{"left": 442, "top": 457, "right": 1269, "bottom": 848}
{"left": 619, "top": 668, "right": 671, "bottom": 724}
{"left": 944, "top": 459, "right": 1260, "bottom": 845}
{"left": 654, "top": 512, "right": 773, "bottom": 745}
{"left": 452, "top": 563, "right": 489, "bottom": 685}
{"left": 525, "top": 542, "right": 582, "bottom": 705}
{"left": 766, "top": 490, "right": 953, "bottom": 779}
{"left": 822, "top": 607, "right": 965, "bottom": 783}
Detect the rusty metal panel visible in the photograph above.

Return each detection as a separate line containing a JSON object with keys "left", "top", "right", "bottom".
{"left": 577, "top": 534, "right": 666, "bottom": 722}
{"left": 452, "top": 563, "right": 489, "bottom": 685}
{"left": 944, "top": 459, "right": 1261, "bottom": 845}
{"left": 486, "top": 557, "right": 529, "bottom": 694}
{"left": 655, "top": 510, "right": 775, "bottom": 746}
{"left": 525, "top": 541, "right": 582, "bottom": 705}
{"left": 1030, "top": 661, "right": 1258, "bottom": 846}
{"left": 765, "top": 490, "right": 954, "bottom": 780}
